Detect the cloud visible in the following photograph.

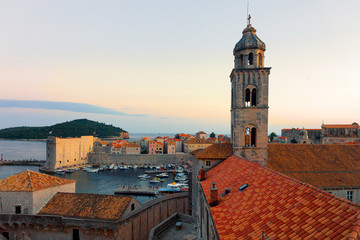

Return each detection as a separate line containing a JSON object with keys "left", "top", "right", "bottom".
{"left": 0, "top": 99, "right": 146, "bottom": 117}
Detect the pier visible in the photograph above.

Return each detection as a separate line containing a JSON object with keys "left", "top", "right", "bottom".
{"left": 114, "top": 186, "right": 159, "bottom": 196}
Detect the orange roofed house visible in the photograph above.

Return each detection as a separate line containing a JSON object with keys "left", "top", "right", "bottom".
{"left": 0, "top": 170, "right": 75, "bottom": 215}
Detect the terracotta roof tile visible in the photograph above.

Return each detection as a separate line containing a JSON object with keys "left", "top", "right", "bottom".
{"left": 200, "top": 155, "right": 360, "bottom": 239}
{"left": 0, "top": 170, "right": 75, "bottom": 192}
{"left": 39, "top": 192, "right": 134, "bottom": 220}
{"left": 323, "top": 123, "right": 359, "bottom": 129}
{"left": 268, "top": 144, "right": 360, "bottom": 188}
{"left": 194, "top": 143, "right": 233, "bottom": 160}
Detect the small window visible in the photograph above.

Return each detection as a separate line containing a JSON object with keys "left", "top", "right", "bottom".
{"left": 347, "top": 191, "right": 354, "bottom": 202}
{"left": 248, "top": 53, "right": 254, "bottom": 65}
{"left": 73, "top": 229, "right": 80, "bottom": 240}
{"left": 131, "top": 203, "right": 135, "bottom": 211}
{"left": 245, "top": 88, "right": 251, "bottom": 107}
{"left": 15, "top": 206, "right": 21, "bottom": 214}
{"left": 206, "top": 161, "right": 211, "bottom": 167}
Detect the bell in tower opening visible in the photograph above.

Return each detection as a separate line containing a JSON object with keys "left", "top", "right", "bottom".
{"left": 230, "top": 15, "right": 271, "bottom": 166}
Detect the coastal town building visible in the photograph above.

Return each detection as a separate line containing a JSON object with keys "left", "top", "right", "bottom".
{"left": 321, "top": 122, "right": 360, "bottom": 144}
{"left": 45, "top": 136, "right": 95, "bottom": 170}
{"left": 0, "top": 170, "right": 75, "bottom": 215}
{"left": 191, "top": 143, "right": 232, "bottom": 170}
{"left": 268, "top": 144, "right": 360, "bottom": 204}
{"left": 195, "top": 131, "right": 207, "bottom": 139}
{"left": 183, "top": 138, "right": 213, "bottom": 153}
{"left": 165, "top": 141, "right": 176, "bottom": 154}
{"left": 195, "top": 155, "right": 360, "bottom": 239}
{"left": 281, "top": 128, "right": 322, "bottom": 144}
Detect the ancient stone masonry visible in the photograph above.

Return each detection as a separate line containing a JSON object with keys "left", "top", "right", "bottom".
{"left": 230, "top": 20, "right": 270, "bottom": 165}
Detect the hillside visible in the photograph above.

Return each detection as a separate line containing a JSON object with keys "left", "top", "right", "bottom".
{"left": 0, "top": 119, "right": 128, "bottom": 139}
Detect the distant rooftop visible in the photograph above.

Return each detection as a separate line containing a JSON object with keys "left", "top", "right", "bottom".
{"left": 39, "top": 192, "right": 135, "bottom": 220}
{"left": 0, "top": 170, "right": 75, "bottom": 192}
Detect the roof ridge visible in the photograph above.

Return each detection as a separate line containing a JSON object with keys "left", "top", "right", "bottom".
{"left": 231, "top": 155, "right": 360, "bottom": 208}
{"left": 347, "top": 213, "right": 360, "bottom": 239}
{"left": 27, "top": 171, "right": 33, "bottom": 191}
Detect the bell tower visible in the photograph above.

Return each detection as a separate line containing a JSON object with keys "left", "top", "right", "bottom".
{"left": 230, "top": 16, "right": 271, "bottom": 165}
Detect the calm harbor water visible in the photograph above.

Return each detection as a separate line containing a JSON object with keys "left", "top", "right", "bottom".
{"left": 0, "top": 138, "right": 188, "bottom": 203}
{"left": 0, "top": 165, "right": 181, "bottom": 203}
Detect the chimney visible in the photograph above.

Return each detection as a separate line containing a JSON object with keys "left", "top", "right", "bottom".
{"left": 200, "top": 167, "right": 206, "bottom": 181}
{"left": 209, "top": 182, "right": 218, "bottom": 207}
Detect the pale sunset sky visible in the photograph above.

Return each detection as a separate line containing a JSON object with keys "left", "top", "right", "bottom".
{"left": 0, "top": 0, "right": 359, "bottom": 135}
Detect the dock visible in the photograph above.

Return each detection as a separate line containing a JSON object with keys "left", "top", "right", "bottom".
{"left": 114, "top": 187, "right": 159, "bottom": 196}
{"left": 145, "top": 170, "right": 183, "bottom": 174}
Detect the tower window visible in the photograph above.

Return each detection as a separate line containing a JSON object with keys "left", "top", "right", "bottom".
{"left": 251, "top": 127, "right": 257, "bottom": 147}
{"left": 251, "top": 89, "right": 257, "bottom": 106}
{"left": 248, "top": 53, "right": 254, "bottom": 65}
{"left": 258, "top": 53, "right": 263, "bottom": 67}
{"left": 245, "top": 89, "right": 251, "bottom": 107}
{"left": 245, "top": 128, "right": 251, "bottom": 146}
{"left": 240, "top": 54, "right": 244, "bottom": 67}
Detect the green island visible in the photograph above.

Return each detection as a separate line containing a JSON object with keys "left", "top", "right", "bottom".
{"left": 0, "top": 119, "right": 128, "bottom": 139}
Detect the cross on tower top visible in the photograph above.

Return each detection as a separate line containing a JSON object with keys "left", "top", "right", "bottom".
{"left": 248, "top": 14, "right": 251, "bottom": 25}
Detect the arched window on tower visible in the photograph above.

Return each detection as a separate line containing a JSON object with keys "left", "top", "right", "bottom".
{"left": 240, "top": 54, "right": 243, "bottom": 67}
{"left": 258, "top": 53, "right": 263, "bottom": 67}
{"left": 248, "top": 53, "right": 254, "bottom": 65}
{"left": 251, "top": 127, "right": 257, "bottom": 147}
{"left": 245, "top": 128, "right": 251, "bottom": 147}
{"left": 245, "top": 89, "right": 251, "bottom": 107}
{"left": 251, "top": 89, "right": 257, "bottom": 106}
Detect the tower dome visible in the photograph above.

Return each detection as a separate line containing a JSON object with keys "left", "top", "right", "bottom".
{"left": 233, "top": 19, "right": 266, "bottom": 54}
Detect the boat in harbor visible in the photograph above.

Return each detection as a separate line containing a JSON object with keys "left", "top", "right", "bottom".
{"left": 156, "top": 173, "right": 169, "bottom": 178}
{"left": 55, "top": 170, "right": 65, "bottom": 175}
{"left": 138, "top": 174, "right": 151, "bottom": 179}
{"left": 87, "top": 168, "right": 99, "bottom": 173}
{"left": 158, "top": 182, "right": 188, "bottom": 194}
{"left": 149, "top": 177, "right": 161, "bottom": 183}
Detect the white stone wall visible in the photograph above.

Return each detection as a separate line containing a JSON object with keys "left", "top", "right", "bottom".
{"left": 0, "top": 191, "right": 33, "bottom": 214}
{"left": 324, "top": 188, "right": 360, "bottom": 204}
{"left": 46, "top": 136, "right": 94, "bottom": 170}
{"left": 33, "top": 182, "right": 76, "bottom": 214}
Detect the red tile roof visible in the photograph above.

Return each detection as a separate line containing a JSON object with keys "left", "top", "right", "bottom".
{"left": 201, "top": 155, "right": 360, "bottom": 239}
{"left": 193, "top": 143, "right": 233, "bottom": 160}
{"left": 39, "top": 193, "right": 134, "bottom": 220}
{"left": 268, "top": 144, "right": 360, "bottom": 188}
{"left": 0, "top": 170, "right": 75, "bottom": 192}
{"left": 323, "top": 123, "right": 359, "bottom": 129}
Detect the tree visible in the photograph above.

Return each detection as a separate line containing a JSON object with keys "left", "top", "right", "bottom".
{"left": 269, "top": 132, "right": 278, "bottom": 142}
{"left": 210, "top": 132, "right": 216, "bottom": 138}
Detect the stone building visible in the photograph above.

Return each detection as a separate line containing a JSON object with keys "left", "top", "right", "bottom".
{"left": 195, "top": 131, "right": 207, "bottom": 139}
{"left": 183, "top": 138, "right": 213, "bottom": 153}
{"left": 191, "top": 143, "right": 232, "bottom": 170}
{"left": 281, "top": 128, "right": 322, "bottom": 144}
{"left": 268, "top": 144, "right": 360, "bottom": 204}
{"left": 45, "top": 136, "right": 95, "bottom": 170}
{"left": 321, "top": 123, "right": 360, "bottom": 144}
{"left": 192, "top": 17, "right": 360, "bottom": 239}
{"left": 0, "top": 170, "right": 75, "bottom": 215}
{"left": 230, "top": 16, "right": 270, "bottom": 165}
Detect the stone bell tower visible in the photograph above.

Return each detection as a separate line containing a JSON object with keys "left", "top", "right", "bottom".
{"left": 230, "top": 16, "right": 271, "bottom": 165}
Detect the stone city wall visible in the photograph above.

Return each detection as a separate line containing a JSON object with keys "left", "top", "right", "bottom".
{"left": 88, "top": 152, "right": 192, "bottom": 166}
